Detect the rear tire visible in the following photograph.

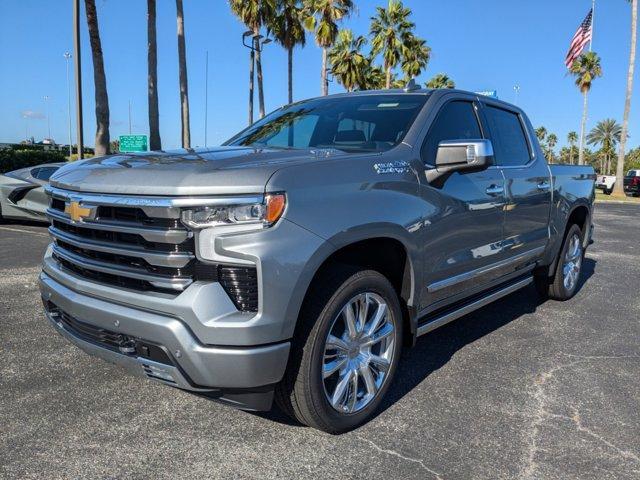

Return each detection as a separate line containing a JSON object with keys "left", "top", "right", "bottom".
{"left": 536, "top": 224, "right": 585, "bottom": 301}
{"left": 275, "top": 267, "right": 403, "bottom": 434}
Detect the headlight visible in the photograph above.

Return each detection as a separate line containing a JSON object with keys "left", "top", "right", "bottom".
{"left": 180, "top": 193, "right": 286, "bottom": 230}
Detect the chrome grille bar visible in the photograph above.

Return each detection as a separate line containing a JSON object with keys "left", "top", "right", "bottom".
{"left": 45, "top": 187, "right": 201, "bottom": 293}
{"left": 49, "top": 226, "right": 194, "bottom": 268}
{"left": 52, "top": 245, "right": 192, "bottom": 291}
{"left": 46, "top": 208, "right": 192, "bottom": 244}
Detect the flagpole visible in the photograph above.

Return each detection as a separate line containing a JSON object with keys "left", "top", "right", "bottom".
{"left": 590, "top": 0, "right": 595, "bottom": 51}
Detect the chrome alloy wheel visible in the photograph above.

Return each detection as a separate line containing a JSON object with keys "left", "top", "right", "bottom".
{"left": 322, "top": 292, "right": 396, "bottom": 414}
{"left": 563, "top": 233, "right": 582, "bottom": 292}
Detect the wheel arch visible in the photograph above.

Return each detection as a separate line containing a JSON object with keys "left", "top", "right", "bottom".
{"left": 285, "top": 226, "right": 420, "bottom": 348}
{"left": 544, "top": 202, "right": 592, "bottom": 279}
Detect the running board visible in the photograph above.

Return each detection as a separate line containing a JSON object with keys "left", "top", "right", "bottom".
{"left": 416, "top": 276, "right": 533, "bottom": 337}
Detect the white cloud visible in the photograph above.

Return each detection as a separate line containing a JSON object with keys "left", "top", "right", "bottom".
{"left": 21, "top": 110, "right": 45, "bottom": 120}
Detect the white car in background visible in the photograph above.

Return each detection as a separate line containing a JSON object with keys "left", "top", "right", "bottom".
{"left": 0, "top": 163, "right": 64, "bottom": 223}
{"left": 595, "top": 174, "right": 616, "bottom": 195}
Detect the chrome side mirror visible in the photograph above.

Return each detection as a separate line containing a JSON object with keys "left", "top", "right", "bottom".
{"left": 426, "top": 139, "right": 494, "bottom": 185}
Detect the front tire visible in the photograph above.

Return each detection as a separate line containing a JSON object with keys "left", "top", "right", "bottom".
{"left": 276, "top": 267, "right": 403, "bottom": 434}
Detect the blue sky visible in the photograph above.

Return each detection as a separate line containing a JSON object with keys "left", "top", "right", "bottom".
{"left": 0, "top": 0, "right": 637, "bottom": 150}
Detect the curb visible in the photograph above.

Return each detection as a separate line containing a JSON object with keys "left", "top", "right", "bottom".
{"left": 595, "top": 199, "right": 640, "bottom": 205}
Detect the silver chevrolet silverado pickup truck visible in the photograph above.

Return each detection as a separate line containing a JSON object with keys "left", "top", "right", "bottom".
{"left": 40, "top": 88, "right": 595, "bottom": 433}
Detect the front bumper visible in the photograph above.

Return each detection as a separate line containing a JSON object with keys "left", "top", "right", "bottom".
{"left": 40, "top": 271, "right": 290, "bottom": 410}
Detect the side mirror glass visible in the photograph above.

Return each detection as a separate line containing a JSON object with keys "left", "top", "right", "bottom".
{"left": 426, "top": 139, "right": 494, "bottom": 185}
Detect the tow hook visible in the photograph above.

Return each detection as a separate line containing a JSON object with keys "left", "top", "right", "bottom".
{"left": 117, "top": 336, "right": 137, "bottom": 355}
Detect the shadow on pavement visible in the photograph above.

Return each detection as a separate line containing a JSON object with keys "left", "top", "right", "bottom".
{"left": 255, "top": 257, "right": 597, "bottom": 430}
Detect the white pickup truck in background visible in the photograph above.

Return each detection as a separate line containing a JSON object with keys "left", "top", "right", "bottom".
{"left": 595, "top": 174, "right": 616, "bottom": 194}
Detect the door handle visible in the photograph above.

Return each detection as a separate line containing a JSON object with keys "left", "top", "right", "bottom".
{"left": 537, "top": 181, "right": 550, "bottom": 191}
{"left": 485, "top": 185, "right": 504, "bottom": 195}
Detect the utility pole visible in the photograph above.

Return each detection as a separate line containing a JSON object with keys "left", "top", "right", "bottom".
{"left": 43, "top": 95, "right": 51, "bottom": 140}
{"left": 204, "top": 50, "right": 208, "bottom": 147}
{"left": 64, "top": 52, "right": 73, "bottom": 156}
{"left": 73, "top": 0, "right": 84, "bottom": 159}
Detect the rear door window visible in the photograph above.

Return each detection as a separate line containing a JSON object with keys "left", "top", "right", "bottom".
{"left": 483, "top": 106, "right": 531, "bottom": 167}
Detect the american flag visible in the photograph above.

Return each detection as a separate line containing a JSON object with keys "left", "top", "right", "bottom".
{"left": 565, "top": 9, "right": 593, "bottom": 68}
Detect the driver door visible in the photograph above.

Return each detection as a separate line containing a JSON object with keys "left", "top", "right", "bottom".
{"left": 417, "top": 98, "right": 507, "bottom": 309}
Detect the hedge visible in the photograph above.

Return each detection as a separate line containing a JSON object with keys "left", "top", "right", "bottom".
{"left": 0, "top": 148, "right": 67, "bottom": 174}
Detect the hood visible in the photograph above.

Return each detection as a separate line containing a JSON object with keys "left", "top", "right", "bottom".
{"left": 50, "top": 146, "right": 351, "bottom": 196}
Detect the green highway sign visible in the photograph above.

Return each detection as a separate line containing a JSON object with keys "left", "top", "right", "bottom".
{"left": 119, "top": 135, "right": 148, "bottom": 152}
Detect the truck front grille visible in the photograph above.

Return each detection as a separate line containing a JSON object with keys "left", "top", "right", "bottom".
{"left": 46, "top": 188, "right": 259, "bottom": 311}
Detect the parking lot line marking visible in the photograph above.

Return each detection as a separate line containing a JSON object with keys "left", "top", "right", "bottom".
{"left": 0, "top": 226, "right": 50, "bottom": 237}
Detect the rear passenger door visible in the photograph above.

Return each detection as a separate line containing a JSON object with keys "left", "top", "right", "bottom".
{"left": 417, "top": 97, "right": 507, "bottom": 308}
{"left": 481, "top": 102, "right": 551, "bottom": 257}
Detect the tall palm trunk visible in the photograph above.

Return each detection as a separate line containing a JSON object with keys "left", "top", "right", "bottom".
{"left": 248, "top": 46, "right": 255, "bottom": 125}
{"left": 287, "top": 47, "right": 293, "bottom": 104}
{"left": 176, "top": 0, "right": 190, "bottom": 148}
{"left": 84, "top": 0, "right": 110, "bottom": 155}
{"left": 147, "top": 0, "right": 161, "bottom": 151}
{"left": 255, "top": 27, "right": 265, "bottom": 118}
{"left": 385, "top": 65, "right": 391, "bottom": 89}
{"left": 569, "top": 145, "right": 574, "bottom": 165}
{"left": 321, "top": 47, "right": 328, "bottom": 96}
{"left": 578, "top": 90, "right": 589, "bottom": 165}
{"left": 615, "top": 0, "right": 637, "bottom": 195}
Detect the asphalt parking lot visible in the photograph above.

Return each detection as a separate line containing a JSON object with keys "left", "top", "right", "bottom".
{"left": 1, "top": 203, "right": 639, "bottom": 480}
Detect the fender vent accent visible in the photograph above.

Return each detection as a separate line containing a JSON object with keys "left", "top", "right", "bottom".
{"left": 218, "top": 266, "right": 258, "bottom": 312}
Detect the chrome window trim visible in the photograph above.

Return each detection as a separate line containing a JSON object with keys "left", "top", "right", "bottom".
{"left": 427, "top": 245, "right": 545, "bottom": 293}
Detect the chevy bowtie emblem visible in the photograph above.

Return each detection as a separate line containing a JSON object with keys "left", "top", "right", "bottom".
{"left": 64, "top": 201, "right": 94, "bottom": 223}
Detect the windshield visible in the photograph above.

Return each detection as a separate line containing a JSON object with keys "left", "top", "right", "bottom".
{"left": 225, "top": 94, "right": 429, "bottom": 152}
{"left": 627, "top": 170, "right": 638, "bottom": 177}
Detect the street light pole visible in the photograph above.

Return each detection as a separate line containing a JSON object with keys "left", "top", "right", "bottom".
{"left": 513, "top": 85, "right": 521, "bottom": 105}
{"left": 64, "top": 52, "right": 73, "bottom": 157}
{"left": 242, "top": 32, "right": 272, "bottom": 125}
{"left": 204, "top": 50, "right": 208, "bottom": 146}
{"left": 128, "top": 100, "right": 132, "bottom": 134}
{"left": 73, "top": 0, "right": 84, "bottom": 159}
{"left": 43, "top": 95, "right": 51, "bottom": 141}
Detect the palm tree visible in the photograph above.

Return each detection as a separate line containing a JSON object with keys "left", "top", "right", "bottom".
{"left": 84, "top": 0, "right": 110, "bottom": 155}
{"left": 147, "top": 0, "right": 161, "bottom": 151}
{"left": 400, "top": 35, "right": 430, "bottom": 81}
{"left": 426, "top": 73, "right": 455, "bottom": 89}
{"left": 569, "top": 51, "right": 603, "bottom": 165}
{"left": 230, "top": 0, "right": 276, "bottom": 119}
{"left": 534, "top": 126, "right": 547, "bottom": 143}
{"left": 614, "top": 0, "right": 638, "bottom": 195}
{"left": 567, "top": 131, "right": 578, "bottom": 164}
{"left": 272, "top": 0, "right": 306, "bottom": 104}
{"left": 543, "top": 133, "right": 557, "bottom": 162}
{"left": 587, "top": 119, "right": 622, "bottom": 175}
{"left": 303, "top": 0, "right": 354, "bottom": 96}
{"left": 176, "top": 0, "right": 190, "bottom": 148}
{"left": 359, "top": 57, "right": 386, "bottom": 90}
{"left": 328, "top": 29, "right": 367, "bottom": 92}
{"left": 370, "top": 0, "right": 415, "bottom": 89}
